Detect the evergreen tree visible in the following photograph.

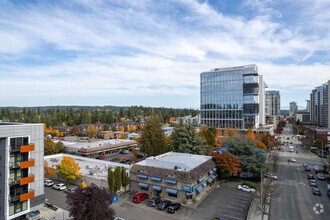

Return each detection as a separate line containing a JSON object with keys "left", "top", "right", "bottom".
{"left": 107, "top": 168, "right": 115, "bottom": 193}
{"left": 121, "top": 167, "right": 129, "bottom": 191}
{"left": 114, "top": 167, "right": 122, "bottom": 192}
{"left": 139, "top": 116, "right": 167, "bottom": 156}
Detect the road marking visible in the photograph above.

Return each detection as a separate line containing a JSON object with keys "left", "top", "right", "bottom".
{"left": 313, "top": 203, "right": 324, "bottom": 215}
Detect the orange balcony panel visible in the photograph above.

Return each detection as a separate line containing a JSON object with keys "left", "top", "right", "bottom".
{"left": 20, "top": 191, "right": 34, "bottom": 202}
{"left": 20, "top": 160, "right": 34, "bottom": 169}
{"left": 20, "top": 176, "right": 35, "bottom": 185}
{"left": 20, "top": 144, "right": 35, "bottom": 153}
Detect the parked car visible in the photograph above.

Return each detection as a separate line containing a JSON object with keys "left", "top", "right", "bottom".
{"left": 120, "top": 150, "right": 130, "bottom": 154}
{"left": 314, "top": 165, "right": 320, "bottom": 173}
{"left": 158, "top": 200, "right": 172, "bottom": 210}
{"left": 288, "top": 158, "right": 296, "bottom": 162}
{"left": 309, "top": 179, "right": 318, "bottom": 187}
{"left": 149, "top": 197, "right": 161, "bottom": 207}
{"left": 133, "top": 193, "right": 148, "bottom": 203}
{"left": 312, "top": 188, "right": 321, "bottom": 196}
{"left": 64, "top": 188, "right": 76, "bottom": 194}
{"left": 168, "top": 203, "right": 181, "bottom": 213}
{"left": 304, "top": 167, "right": 311, "bottom": 172}
{"left": 52, "top": 183, "right": 67, "bottom": 190}
{"left": 264, "top": 173, "right": 277, "bottom": 180}
{"left": 303, "top": 163, "right": 308, "bottom": 167}
{"left": 114, "top": 218, "right": 125, "bottom": 220}
{"left": 97, "top": 155, "right": 105, "bottom": 159}
{"left": 316, "top": 173, "right": 325, "bottom": 180}
{"left": 44, "top": 180, "right": 54, "bottom": 187}
{"left": 307, "top": 174, "right": 314, "bottom": 180}
{"left": 237, "top": 185, "right": 256, "bottom": 193}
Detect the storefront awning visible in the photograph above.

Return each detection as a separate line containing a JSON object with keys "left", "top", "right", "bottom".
{"left": 185, "top": 192, "right": 194, "bottom": 196}
{"left": 206, "top": 177, "right": 213, "bottom": 184}
{"left": 202, "top": 183, "right": 207, "bottom": 188}
{"left": 165, "top": 188, "right": 178, "bottom": 194}
{"left": 212, "top": 167, "right": 217, "bottom": 172}
{"left": 138, "top": 183, "right": 149, "bottom": 188}
{"left": 152, "top": 185, "right": 162, "bottom": 191}
{"left": 196, "top": 185, "right": 204, "bottom": 193}
{"left": 208, "top": 170, "right": 214, "bottom": 175}
{"left": 137, "top": 174, "right": 148, "bottom": 179}
{"left": 151, "top": 176, "right": 162, "bottom": 182}
{"left": 197, "top": 177, "right": 204, "bottom": 183}
{"left": 165, "top": 179, "right": 177, "bottom": 185}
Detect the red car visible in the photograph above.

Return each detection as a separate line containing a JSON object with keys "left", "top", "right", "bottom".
{"left": 133, "top": 193, "right": 148, "bottom": 203}
{"left": 307, "top": 174, "right": 314, "bottom": 180}
{"left": 97, "top": 155, "right": 105, "bottom": 159}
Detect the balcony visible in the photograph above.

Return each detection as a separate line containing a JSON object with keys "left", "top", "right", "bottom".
{"left": 20, "top": 144, "right": 35, "bottom": 153}
{"left": 20, "top": 175, "right": 35, "bottom": 185}
{"left": 20, "top": 159, "right": 35, "bottom": 169}
{"left": 20, "top": 190, "right": 34, "bottom": 202}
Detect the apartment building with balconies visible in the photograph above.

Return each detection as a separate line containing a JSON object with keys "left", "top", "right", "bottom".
{"left": 0, "top": 123, "right": 45, "bottom": 220}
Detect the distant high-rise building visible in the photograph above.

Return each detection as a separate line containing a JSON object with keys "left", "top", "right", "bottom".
{"left": 306, "top": 100, "right": 311, "bottom": 112}
{"left": 200, "top": 64, "right": 265, "bottom": 129}
{"left": 310, "top": 80, "right": 330, "bottom": 128}
{"left": 0, "top": 123, "right": 45, "bottom": 219}
{"left": 289, "top": 101, "right": 298, "bottom": 116}
{"left": 265, "top": 91, "right": 280, "bottom": 116}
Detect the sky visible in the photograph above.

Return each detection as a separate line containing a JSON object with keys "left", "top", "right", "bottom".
{"left": 0, "top": 0, "right": 330, "bottom": 109}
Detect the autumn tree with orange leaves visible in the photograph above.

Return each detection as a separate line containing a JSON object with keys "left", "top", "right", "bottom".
{"left": 86, "top": 125, "right": 98, "bottom": 138}
{"left": 247, "top": 128, "right": 255, "bottom": 140}
{"left": 213, "top": 151, "right": 241, "bottom": 178}
{"left": 215, "top": 126, "right": 223, "bottom": 148}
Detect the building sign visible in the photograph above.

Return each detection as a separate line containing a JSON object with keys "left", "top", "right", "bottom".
{"left": 192, "top": 185, "right": 196, "bottom": 191}
{"left": 182, "top": 186, "right": 191, "bottom": 192}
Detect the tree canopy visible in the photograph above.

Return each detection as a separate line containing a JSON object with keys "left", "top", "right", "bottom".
{"left": 66, "top": 184, "right": 115, "bottom": 220}
{"left": 171, "top": 124, "right": 208, "bottom": 155}
{"left": 213, "top": 151, "right": 241, "bottom": 178}
{"left": 56, "top": 156, "right": 82, "bottom": 184}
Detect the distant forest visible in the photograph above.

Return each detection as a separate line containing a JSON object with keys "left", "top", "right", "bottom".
{"left": 0, "top": 106, "right": 198, "bottom": 127}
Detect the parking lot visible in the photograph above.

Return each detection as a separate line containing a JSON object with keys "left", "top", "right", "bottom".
{"left": 44, "top": 179, "right": 253, "bottom": 220}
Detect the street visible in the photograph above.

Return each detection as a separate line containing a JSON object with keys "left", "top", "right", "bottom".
{"left": 270, "top": 123, "right": 329, "bottom": 220}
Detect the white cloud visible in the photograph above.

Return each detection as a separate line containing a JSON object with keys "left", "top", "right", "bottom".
{"left": 0, "top": 0, "right": 329, "bottom": 107}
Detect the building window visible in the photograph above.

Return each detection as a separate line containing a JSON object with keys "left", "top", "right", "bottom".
{"left": 168, "top": 192, "right": 177, "bottom": 198}
{"left": 9, "top": 204, "right": 14, "bottom": 216}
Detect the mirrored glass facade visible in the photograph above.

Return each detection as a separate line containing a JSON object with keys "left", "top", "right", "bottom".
{"left": 200, "top": 65, "right": 261, "bottom": 129}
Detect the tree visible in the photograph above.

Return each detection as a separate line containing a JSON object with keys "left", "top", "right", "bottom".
{"left": 44, "top": 138, "right": 55, "bottom": 155}
{"left": 254, "top": 140, "right": 267, "bottom": 153}
{"left": 214, "top": 126, "right": 223, "bottom": 148}
{"left": 224, "top": 135, "right": 266, "bottom": 177}
{"left": 72, "top": 125, "right": 81, "bottom": 136}
{"left": 66, "top": 184, "right": 115, "bottom": 220}
{"left": 199, "top": 125, "right": 215, "bottom": 146}
{"left": 56, "top": 156, "right": 82, "bottom": 185}
{"left": 247, "top": 128, "right": 255, "bottom": 141}
{"left": 121, "top": 167, "right": 129, "bottom": 191}
{"left": 171, "top": 124, "right": 207, "bottom": 155}
{"left": 55, "top": 141, "right": 65, "bottom": 154}
{"left": 139, "top": 117, "right": 167, "bottom": 156}
{"left": 86, "top": 125, "right": 98, "bottom": 138}
{"left": 108, "top": 168, "right": 115, "bottom": 193}
{"left": 103, "top": 124, "right": 109, "bottom": 131}
{"left": 213, "top": 151, "right": 241, "bottom": 178}
{"left": 114, "top": 167, "right": 122, "bottom": 192}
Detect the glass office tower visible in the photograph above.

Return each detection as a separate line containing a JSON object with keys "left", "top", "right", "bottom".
{"left": 200, "top": 64, "right": 265, "bottom": 129}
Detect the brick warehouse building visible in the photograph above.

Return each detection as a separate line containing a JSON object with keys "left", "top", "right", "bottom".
{"left": 130, "top": 152, "right": 217, "bottom": 203}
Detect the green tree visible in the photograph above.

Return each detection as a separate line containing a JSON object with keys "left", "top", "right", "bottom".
{"left": 103, "top": 124, "right": 109, "bottom": 131}
{"left": 121, "top": 167, "right": 129, "bottom": 191}
{"left": 55, "top": 141, "right": 65, "bottom": 154}
{"left": 114, "top": 167, "right": 122, "bottom": 192}
{"left": 171, "top": 124, "right": 207, "bottom": 155}
{"left": 44, "top": 138, "right": 56, "bottom": 155}
{"left": 199, "top": 125, "right": 215, "bottom": 146}
{"left": 139, "top": 116, "right": 167, "bottom": 156}
{"left": 108, "top": 168, "right": 115, "bottom": 193}
{"left": 223, "top": 135, "right": 266, "bottom": 177}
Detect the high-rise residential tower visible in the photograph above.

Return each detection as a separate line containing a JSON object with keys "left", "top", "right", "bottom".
{"left": 306, "top": 100, "right": 311, "bottom": 112}
{"left": 289, "top": 101, "right": 298, "bottom": 116}
{"left": 265, "top": 91, "right": 280, "bottom": 116}
{"left": 200, "top": 64, "right": 265, "bottom": 129}
{"left": 0, "top": 123, "right": 45, "bottom": 220}
{"left": 310, "top": 80, "right": 330, "bottom": 128}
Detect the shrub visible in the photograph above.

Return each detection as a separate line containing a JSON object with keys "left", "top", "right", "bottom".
{"left": 243, "top": 181, "right": 256, "bottom": 189}
{"left": 111, "top": 158, "right": 119, "bottom": 162}
{"left": 137, "top": 154, "right": 143, "bottom": 158}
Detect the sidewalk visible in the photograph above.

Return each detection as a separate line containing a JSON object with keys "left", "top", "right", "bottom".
{"left": 29, "top": 203, "right": 71, "bottom": 220}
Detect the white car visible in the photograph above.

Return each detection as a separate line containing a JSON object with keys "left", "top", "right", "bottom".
{"left": 288, "top": 158, "right": 296, "bottom": 162}
{"left": 52, "top": 183, "right": 67, "bottom": 190}
{"left": 264, "top": 173, "right": 277, "bottom": 180}
{"left": 238, "top": 185, "right": 256, "bottom": 193}
{"left": 44, "top": 180, "right": 54, "bottom": 187}
{"left": 316, "top": 173, "right": 325, "bottom": 180}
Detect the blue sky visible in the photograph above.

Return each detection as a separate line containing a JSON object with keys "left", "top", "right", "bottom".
{"left": 0, "top": 0, "right": 329, "bottom": 109}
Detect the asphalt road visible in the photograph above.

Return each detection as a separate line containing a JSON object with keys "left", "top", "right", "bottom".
{"left": 270, "top": 123, "right": 329, "bottom": 220}
{"left": 44, "top": 186, "right": 70, "bottom": 210}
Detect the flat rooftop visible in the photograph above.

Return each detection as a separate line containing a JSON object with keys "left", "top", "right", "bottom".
{"left": 56, "top": 139, "right": 135, "bottom": 149}
{"left": 44, "top": 154, "right": 130, "bottom": 180}
{"left": 137, "top": 152, "right": 211, "bottom": 172}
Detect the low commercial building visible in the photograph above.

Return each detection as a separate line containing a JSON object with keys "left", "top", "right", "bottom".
{"left": 44, "top": 154, "right": 130, "bottom": 190}
{"left": 58, "top": 139, "right": 137, "bottom": 156}
{"left": 130, "top": 152, "right": 217, "bottom": 203}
